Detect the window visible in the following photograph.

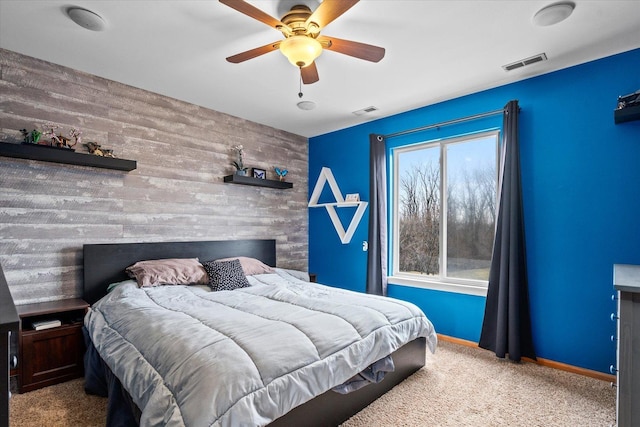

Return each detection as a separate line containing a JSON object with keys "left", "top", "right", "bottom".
{"left": 390, "top": 131, "right": 499, "bottom": 295}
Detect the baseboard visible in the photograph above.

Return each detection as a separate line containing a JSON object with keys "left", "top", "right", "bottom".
{"left": 436, "top": 334, "right": 616, "bottom": 383}
{"left": 437, "top": 334, "right": 478, "bottom": 348}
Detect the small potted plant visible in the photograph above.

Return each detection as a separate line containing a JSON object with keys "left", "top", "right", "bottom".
{"left": 232, "top": 145, "right": 248, "bottom": 176}
{"left": 20, "top": 129, "right": 42, "bottom": 144}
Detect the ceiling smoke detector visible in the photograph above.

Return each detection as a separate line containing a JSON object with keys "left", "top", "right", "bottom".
{"left": 66, "top": 7, "right": 107, "bottom": 31}
{"left": 533, "top": 2, "right": 575, "bottom": 26}
{"left": 297, "top": 101, "right": 316, "bottom": 111}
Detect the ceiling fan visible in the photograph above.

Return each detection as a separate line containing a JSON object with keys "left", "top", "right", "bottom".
{"left": 219, "top": 0, "right": 385, "bottom": 85}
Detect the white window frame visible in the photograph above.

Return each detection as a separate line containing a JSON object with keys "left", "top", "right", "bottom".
{"left": 389, "top": 130, "right": 500, "bottom": 297}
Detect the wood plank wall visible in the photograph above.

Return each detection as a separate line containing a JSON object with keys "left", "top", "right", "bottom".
{"left": 0, "top": 49, "right": 309, "bottom": 305}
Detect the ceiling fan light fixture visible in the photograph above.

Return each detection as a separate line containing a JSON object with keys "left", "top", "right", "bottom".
{"left": 279, "top": 35, "right": 322, "bottom": 68}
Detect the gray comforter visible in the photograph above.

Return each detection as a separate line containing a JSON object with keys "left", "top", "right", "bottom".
{"left": 84, "top": 269, "right": 437, "bottom": 427}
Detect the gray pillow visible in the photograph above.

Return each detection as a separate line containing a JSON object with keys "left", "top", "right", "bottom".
{"left": 202, "top": 259, "right": 250, "bottom": 291}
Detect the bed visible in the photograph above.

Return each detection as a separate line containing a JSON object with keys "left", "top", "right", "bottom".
{"left": 82, "top": 239, "right": 437, "bottom": 426}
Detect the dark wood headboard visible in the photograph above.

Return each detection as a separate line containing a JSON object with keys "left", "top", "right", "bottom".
{"left": 83, "top": 239, "right": 276, "bottom": 305}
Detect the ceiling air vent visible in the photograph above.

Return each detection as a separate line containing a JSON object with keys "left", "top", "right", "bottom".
{"left": 502, "top": 53, "right": 547, "bottom": 71}
{"left": 352, "top": 106, "right": 378, "bottom": 116}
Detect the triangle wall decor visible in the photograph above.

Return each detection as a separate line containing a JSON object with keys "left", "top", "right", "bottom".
{"left": 308, "top": 167, "right": 368, "bottom": 244}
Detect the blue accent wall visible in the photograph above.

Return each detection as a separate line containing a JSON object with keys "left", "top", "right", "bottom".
{"left": 309, "top": 48, "right": 640, "bottom": 374}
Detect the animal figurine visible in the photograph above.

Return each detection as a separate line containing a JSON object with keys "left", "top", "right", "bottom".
{"left": 84, "top": 142, "right": 104, "bottom": 156}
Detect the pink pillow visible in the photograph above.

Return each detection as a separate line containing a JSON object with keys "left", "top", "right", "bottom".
{"left": 126, "top": 258, "right": 208, "bottom": 287}
{"left": 214, "top": 256, "right": 274, "bottom": 276}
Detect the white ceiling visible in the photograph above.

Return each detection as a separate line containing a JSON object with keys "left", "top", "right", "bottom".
{"left": 1, "top": 1, "right": 639, "bottom": 138}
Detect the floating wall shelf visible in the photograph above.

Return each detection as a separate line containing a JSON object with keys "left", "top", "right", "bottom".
{"left": 614, "top": 105, "right": 640, "bottom": 124}
{"left": 0, "top": 142, "right": 136, "bottom": 171}
{"left": 308, "top": 167, "right": 368, "bottom": 244}
{"left": 223, "top": 174, "right": 293, "bottom": 189}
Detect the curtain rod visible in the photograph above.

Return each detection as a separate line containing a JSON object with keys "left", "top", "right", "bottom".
{"left": 382, "top": 108, "right": 505, "bottom": 140}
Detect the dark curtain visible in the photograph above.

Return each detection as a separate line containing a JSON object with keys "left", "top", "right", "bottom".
{"left": 366, "top": 134, "right": 387, "bottom": 296}
{"left": 479, "top": 100, "right": 536, "bottom": 362}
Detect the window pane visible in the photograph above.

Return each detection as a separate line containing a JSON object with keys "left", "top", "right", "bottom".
{"left": 397, "top": 146, "right": 440, "bottom": 276}
{"left": 392, "top": 131, "right": 498, "bottom": 289}
{"left": 445, "top": 137, "right": 496, "bottom": 280}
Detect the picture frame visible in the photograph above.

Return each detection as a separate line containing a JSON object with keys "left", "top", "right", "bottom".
{"left": 252, "top": 168, "right": 266, "bottom": 179}
{"left": 345, "top": 193, "right": 360, "bottom": 202}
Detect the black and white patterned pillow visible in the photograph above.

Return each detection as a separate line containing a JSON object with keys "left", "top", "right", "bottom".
{"left": 202, "top": 259, "right": 250, "bottom": 291}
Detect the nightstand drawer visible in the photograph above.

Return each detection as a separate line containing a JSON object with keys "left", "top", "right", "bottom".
{"left": 21, "top": 323, "right": 84, "bottom": 392}
{"left": 16, "top": 298, "right": 89, "bottom": 393}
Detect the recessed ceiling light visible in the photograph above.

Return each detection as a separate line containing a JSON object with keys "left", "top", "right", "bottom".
{"left": 297, "top": 101, "right": 316, "bottom": 111}
{"left": 533, "top": 2, "right": 575, "bottom": 27}
{"left": 66, "top": 7, "right": 107, "bottom": 31}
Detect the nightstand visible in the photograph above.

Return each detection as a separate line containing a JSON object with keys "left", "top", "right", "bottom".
{"left": 16, "top": 298, "right": 88, "bottom": 393}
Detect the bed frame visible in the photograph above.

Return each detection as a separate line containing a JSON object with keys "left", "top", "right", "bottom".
{"left": 82, "top": 239, "right": 426, "bottom": 426}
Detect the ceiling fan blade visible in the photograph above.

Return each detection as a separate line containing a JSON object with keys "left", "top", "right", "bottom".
{"left": 318, "top": 35, "right": 385, "bottom": 62}
{"left": 219, "top": 0, "right": 287, "bottom": 30}
{"left": 226, "top": 41, "right": 281, "bottom": 63}
{"left": 301, "top": 62, "right": 319, "bottom": 85}
{"left": 306, "top": 0, "right": 359, "bottom": 30}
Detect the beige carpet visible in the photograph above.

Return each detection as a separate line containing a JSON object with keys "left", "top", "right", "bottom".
{"left": 10, "top": 378, "right": 107, "bottom": 427}
{"left": 343, "top": 341, "right": 615, "bottom": 427}
{"left": 10, "top": 340, "right": 615, "bottom": 426}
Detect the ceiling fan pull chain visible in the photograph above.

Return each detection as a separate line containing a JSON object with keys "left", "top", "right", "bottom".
{"left": 298, "top": 68, "right": 304, "bottom": 98}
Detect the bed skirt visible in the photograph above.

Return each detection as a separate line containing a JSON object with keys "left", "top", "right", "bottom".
{"left": 84, "top": 327, "right": 140, "bottom": 426}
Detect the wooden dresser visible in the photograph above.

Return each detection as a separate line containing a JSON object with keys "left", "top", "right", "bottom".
{"left": 613, "top": 264, "right": 640, "bottom": 427}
